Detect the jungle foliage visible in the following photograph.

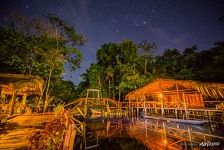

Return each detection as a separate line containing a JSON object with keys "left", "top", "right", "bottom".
{"left": 0, "top": 14, "right": 223, "bottom": 103}
{"left": 77, "top": 41, "right": 224, "bottom": 101}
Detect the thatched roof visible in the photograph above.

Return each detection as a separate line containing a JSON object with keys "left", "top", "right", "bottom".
{"left": 126, "top": 79, "right": 224, "bottom": 100}
{"left": 0, "top": 73, "right": 43, "bottom": 95}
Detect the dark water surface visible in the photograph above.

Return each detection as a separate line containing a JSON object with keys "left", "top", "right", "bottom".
{"left": 74, "top": 117, "right": 224, "bottom": 150}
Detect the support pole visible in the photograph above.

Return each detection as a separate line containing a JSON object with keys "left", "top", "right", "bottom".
{"left": 183, "top": 92, "right": 188, "bottom": 119}
{"left": 159, "top": 80, "right": 164, "bottom": 116}
{"left": 9, "top": 93, "right": 16, "bottom": 116}
{"left": 137, "top": 98, "right": 139, "bottom": 117}
{"left": 84, "top": 91, "right": 89, "bottom": 118}
{"left": 175, "top": 82, "right": 180, "bottom": 108}
{"left": 144, "top": 96, "right": 146, "bottom": 116}
{"left": 162, "top": 122, "right": 167, "bottom": 148}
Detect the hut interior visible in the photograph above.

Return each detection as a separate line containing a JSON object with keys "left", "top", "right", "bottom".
{"left": 0, "top": 73, "right": 43, "bottom": 116}
{"left": 126, "top": 79, "right": 224, "bottom": 109}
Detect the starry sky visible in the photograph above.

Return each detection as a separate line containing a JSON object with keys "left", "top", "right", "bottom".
{"left": 1, "top": 0, "right": 224, "bottom": 84}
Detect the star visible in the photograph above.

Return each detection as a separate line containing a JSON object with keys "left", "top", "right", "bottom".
{"left": 1, "top": 0, "right": 223, "bottom": 85}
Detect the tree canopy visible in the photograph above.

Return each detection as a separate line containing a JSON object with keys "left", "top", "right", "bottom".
{"left": 0, "top": 15, "right": 86, "bottom": 104}
{"left": 77, "top": 40, "right": 224, "bottom": 101}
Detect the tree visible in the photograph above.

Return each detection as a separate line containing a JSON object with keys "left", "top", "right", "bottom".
{"left": 0, "top": 15, "right": 86, "bottom": 105}
{"left": 80, "top": 40, "right": 148, "bottom": 100}
{"left": 194, "top": 43, "right": 224, "bottom": 82}
{"left": 96, "top": 43, "right": 118, "bottom": 97}
{"left": 154, "top": 49, "right": 181, "bottom": 78}
{"left": 177, "top": 45, "right": 198, "bottom": 79}
{"left": 0, "top": 27, "right": 34, "bottom": 74}
{"left": 115, "top": 60, "right": 148, "bottom": 101}
{"left": 105, "top": 67, "right": 114, "bottom": 98}
{"left": 50, "top": 79, "right": 77, "bottom": 103}
{"left": 138, "top": 41, "right": 156, "bottom": 75}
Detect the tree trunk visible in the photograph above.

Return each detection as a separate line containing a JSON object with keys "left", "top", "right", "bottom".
{"left": 98, "top": 76, "right": 102, "bottom": 98}
{"left": 43, "top": 68, "right": 53, "bottom": 112}
{"left": 144, "top": 57, "right": 147, "bottom": 74}
{"left": 118, "top": 89, "right": 121, "bottom": 101}
{"left": 112, "top": 76, "right": 115, "bottom": 99}
{"left": 108, "top": 79, "right": 111, "bottom": 98}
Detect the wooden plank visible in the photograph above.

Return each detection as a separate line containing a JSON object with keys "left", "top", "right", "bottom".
{"left": 69, "top": 124, "right": 76, "bottom": 150}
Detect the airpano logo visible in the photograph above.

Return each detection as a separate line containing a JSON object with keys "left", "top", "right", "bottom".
{"left": 199, "top": 141, "right": 220, "bottom": 147}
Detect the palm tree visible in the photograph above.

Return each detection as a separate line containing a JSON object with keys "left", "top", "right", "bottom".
{"left": 138, "top": 41, "right": 156, "bottom": 75}
{"left": 96, "top": 43, "right": 118, "bottom": 97}
{"left": 105, "top": 67, "right": 114, "bottom": 98}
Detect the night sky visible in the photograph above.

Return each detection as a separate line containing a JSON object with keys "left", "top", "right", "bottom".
{"left": 1, "top": 0, "right": 224, "bottom": 84}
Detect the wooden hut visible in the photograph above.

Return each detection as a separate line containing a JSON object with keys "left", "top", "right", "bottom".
{"left": 126, "top": 79, "right": 224, "bottom": 109}
{"left": 0, "top": 73, "right": 43, "bottom": 116}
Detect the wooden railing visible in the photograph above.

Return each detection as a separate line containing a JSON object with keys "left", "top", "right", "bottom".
{"left": 119, "top": 101, "right": 183, "bottom": 108}
{"left": 63, "top": 113, "right": 82, "bottom": 150}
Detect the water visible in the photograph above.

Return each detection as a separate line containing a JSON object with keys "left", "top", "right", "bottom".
{"left": 74, "top": 117, "right": 224, "bottom": 150}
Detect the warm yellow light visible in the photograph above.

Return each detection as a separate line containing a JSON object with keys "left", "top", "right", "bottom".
{"left": 159, "top": 94, "right": 163, "bottom": 98}
{"left": 164, "top": 139, "right": 167, "bottom": 144}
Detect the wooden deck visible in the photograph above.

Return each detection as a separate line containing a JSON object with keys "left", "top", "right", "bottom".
{"left": 64, "top": 96, "right": 224, "bottom": 149}
{"left": 0, "top": 113, "right": 53, "bottom": 150}
{"left": 65, "top": 97, "right": 224, "bottom": 125}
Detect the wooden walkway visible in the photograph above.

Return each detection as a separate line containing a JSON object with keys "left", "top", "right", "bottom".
{"left": 0, "top": 128, "right": 34, "bottom": 150}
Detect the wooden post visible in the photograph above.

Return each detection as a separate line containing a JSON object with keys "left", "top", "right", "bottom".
{"left": 129, "top": 98, "right": 131, "bottom": 116}
{"left": 183, "top": 92, "right": 188, "bottom": 119}
{"left": 9, "top": 93, "right": 16, "bottom": 116}
{"left": 84, "top": 91, "right": 89, "bottom": 118}
{"left": 175, "top": 82, "right": 180, "bottom": 108}
{"left": 137, "top": 98, "right": 139, "bottom": 117}
{"left": 161, "top": 99, "right": 164, "bottom": 116}
{"left": 145, "top": 119, "right": 148, "bottom": 139}
{"left": 175, "top": 109, "right": 178, "bottom": 118}
{"left": 132, "top": 108, "right": 134, "bottom": 117}
{"left": 144, "top": 96, "right": 146, "bottom": 116}
{"left": 159, "top": 80, "right": 164, "bottom": 116}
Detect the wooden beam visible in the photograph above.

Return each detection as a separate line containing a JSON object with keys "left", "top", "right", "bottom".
{"left": 182, "top": 92, "right": 188, "bottom": 119}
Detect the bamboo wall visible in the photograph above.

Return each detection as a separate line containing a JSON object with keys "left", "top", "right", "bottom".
{"left": 160, "top": 93, "right": 204, "bottom": 108}
{"left": 129, "top": 92, "right": 205, "bottom": 109}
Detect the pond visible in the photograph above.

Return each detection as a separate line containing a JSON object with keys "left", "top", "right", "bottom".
{"left": 74, "top": 117, "right": 224, "bottom": 150}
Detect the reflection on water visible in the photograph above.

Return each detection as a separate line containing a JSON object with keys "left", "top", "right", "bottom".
{"left": 74, "top": 117, "right": 224, "bottom": 150}
{"left": 100, "top": 137, "right": 148, "bottom": 150}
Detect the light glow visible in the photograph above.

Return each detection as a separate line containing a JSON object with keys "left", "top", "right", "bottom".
{"left": 158, "top": 93, "right": 163, "bottom": 98}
